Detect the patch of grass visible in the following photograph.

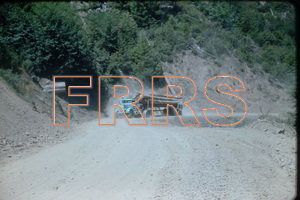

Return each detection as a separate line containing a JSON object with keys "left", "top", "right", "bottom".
{"left": 214, "top": 59, "right": 222, "bottom": 67}
{"left": 0, "top": 68, "right": 36, "bottom": 101}
{"left": 0, "top": 69, "right": 21, "bottom": 93}
{"left": 258, "top": 110, "right": 296, "bottom": 128}
{"left": 257, "top": 84, "right": 262, "bottom": 91}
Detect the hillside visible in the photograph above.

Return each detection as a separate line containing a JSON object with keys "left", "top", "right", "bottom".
{"left": 0, "top": 75, "right": 96, "bottom": 162}
{"left": 162, "top": 49, "right": 292, "bottom": 114}
{"left": 0, "top": 2, "right": 296, "bottom": 122}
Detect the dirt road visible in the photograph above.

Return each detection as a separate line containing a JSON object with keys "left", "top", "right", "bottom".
{"left": 0, "top": 118, "right": 296, "bottom": 200}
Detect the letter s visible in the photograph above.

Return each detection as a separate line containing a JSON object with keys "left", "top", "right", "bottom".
{"left": 202, "top": 75, "right": 248, "bottom": 126}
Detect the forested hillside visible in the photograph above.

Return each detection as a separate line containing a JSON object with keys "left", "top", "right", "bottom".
{"left": 0, "top": 1, "right": 296, "bottom": 119}
{"left": 0, "top": 1, "right": 295, "bottom": 82}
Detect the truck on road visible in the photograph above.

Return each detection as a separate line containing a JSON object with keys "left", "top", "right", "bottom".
{"left": 116, "top": 93, "right": 183, "bottom": 118}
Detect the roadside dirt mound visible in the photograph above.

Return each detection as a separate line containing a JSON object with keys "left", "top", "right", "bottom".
{"left": 248, "top": 119, "right": 296, "bottom": 136}
{"left": 246, "top": 119, "right": 296, "bottom": 177}
{"left": 0, "top": 77, "right": 96, "bottom": 163}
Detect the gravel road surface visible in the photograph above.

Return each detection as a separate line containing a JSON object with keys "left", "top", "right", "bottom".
{"left": 0, "top": 118, "right": 296, "bottom": 200}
